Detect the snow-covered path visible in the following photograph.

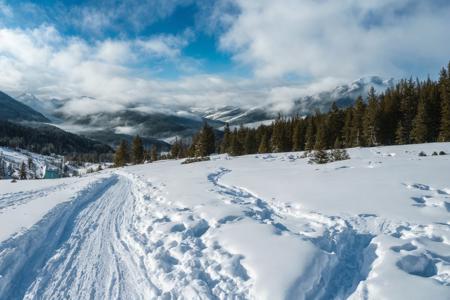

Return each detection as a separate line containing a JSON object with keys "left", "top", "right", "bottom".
{"left": 22, "top": 175, "right": 160, "bottom": 300}
{"left": 1, "top": 173, "right": 252, "bottom": 299}
{"left": 0, "top": 143, "right": 450, "bottom": 299}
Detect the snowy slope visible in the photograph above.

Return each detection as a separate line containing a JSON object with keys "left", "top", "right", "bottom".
{"left": 0, "top": 147, "right": 63, "bottom": 179}
{"left": 0, "top": 143, "right": 449, "bottom": 299}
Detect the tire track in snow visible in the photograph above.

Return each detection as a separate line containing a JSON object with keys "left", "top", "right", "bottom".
{"left": 0, "top": 175, "right": 118, "bottom": 299}
{"left": 0, "top": 182, "right": 70, "bottom": 210}
{"left": 22, "top": 175, "right": 160, "bottom": 300}
{"left": 208, "top": 167, "right": 376, "bottom": 300}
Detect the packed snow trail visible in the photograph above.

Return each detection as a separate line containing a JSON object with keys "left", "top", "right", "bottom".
{"left": 0, "top": 175, "right": 120, "bottom": 299}
{"left": 21, "top": 174, "right": 161, "bottom": 300}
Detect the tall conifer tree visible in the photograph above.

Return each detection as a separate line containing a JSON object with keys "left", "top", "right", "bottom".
{"left": 438, "top": 66, "right": 450, "bottom": 141}
{"left": 114, "top": 140, "right": 129, "bottom": 167}
{"left": 131, "top": 135, "right": 144, "bottom": 164}
{"left": 411, "top": 97, "right": 429, "bottom": 143}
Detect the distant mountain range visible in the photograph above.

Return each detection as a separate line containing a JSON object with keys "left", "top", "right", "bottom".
{"left": 0, "top": 120, "right": 112, "bottom": 156}
{"left": 16, "top": 93, "right": 66, "bottom": 123}
{"left": 5, "top": 76, "right": 393, "bottom": 150}
{"left": 0, "top": 92, "right": 113, "bottom": 157}
{"left": 193, "top": 76, "right": 394, "bottom": 125}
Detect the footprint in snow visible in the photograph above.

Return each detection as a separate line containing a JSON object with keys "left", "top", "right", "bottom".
{"left": 391, "top": 242, "right": 417, "bottom": 253}
{"left": 396, "top": 254, "right": 437, "bottom": 278}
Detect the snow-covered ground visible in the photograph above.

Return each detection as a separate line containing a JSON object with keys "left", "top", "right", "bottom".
{"left": 0, "top": 146, "right": 62, "bottom": 179}
{"left": 0, "top": 146, "right": 110, "bottom": 179}
{"left": 0, "top": 143, "right": 449, "bottom": 299}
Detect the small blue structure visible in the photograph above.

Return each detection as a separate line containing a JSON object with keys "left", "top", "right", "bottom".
{"left": 43, "top": 166, "right": 60, "bottom": 179}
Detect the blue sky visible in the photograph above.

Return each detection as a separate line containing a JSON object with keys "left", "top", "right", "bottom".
{"left": 0, "top": 0, "right": 449, "bottom": 113}
{"left": 0, "top": 0, "right": 239, "bottom": 78}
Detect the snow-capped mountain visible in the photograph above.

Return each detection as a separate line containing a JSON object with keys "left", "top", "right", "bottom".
{"left": 291, "top": 76, "right": 394, "bottom": 114}
{"left": 195, "top": 76, "right": 394, "bottom": 125}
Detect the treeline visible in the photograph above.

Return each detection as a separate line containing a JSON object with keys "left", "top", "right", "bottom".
{"left": 182, "top": 61, "right": 450, "bottom": 157}
{"left": 170, "top": 122, "right": 216, "bottom": 159}
{"left": 0, "top": 120, "right": 113, "bottom": 161}
{"left": 113, "top": 136, "right": 160, "bottom": 166}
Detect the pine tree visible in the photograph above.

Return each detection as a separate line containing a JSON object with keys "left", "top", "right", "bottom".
{"left": 438, "top": 65, "right": 450, "bottom": 141}
{"left": 257, "top": 133, "right": 269, "bottom": 154}
{"left": 143, "top": 148, "right": 150, "bottom": 162}
{"left": 151, "top": 145, "right": 158, "bottom": 161}
{"left": 244, "top": 129, "right": 257, "bottom": 154}
{"left": 410, "top": 96, "right": 429, "bottom": 143}
{"left": 314, "top": 122, "right": 327, "bottom": 150}
{"left": 230, "top": 129, "right": 243, "bottom": 156}
{"left": 395, "top": 121, "right": 407, "bottom": 145}
{"left": 334, "top": 136, "right": 343, "bottom": 149}
{"left": 19, "top": 162, "right": 27, "bottom": 180}
{"left": 27, "top": 157, "right": 34, "bottom": 178}
{"left": 188, "top": 133, "right": 200, "bottom": 157}
{"left": 350, "top": 97, "right": 366, "bottom": 146}
{"left": 171, "top": 138, "right": 183, "bottom": 159}
{"left": 204, "top": 122, "right": 216, "bottom": 155}
{"left": 114, "top": 140, "right": 130, "bottom": 167}
{"left": 397, "top": 79, "right": 418, "bottom": 144}
{"left": 196, "top": 122, "right": 216, "bottom": 157}
{"left": 27, "top": 157, "right": 33, "bottom": 170}
{"left": 271, "top": 118, "right": 287, "bottom": 152}
{"left": 131, "top": 135, "right": 144, "bottom": 164}
{"left": 423, "top": 77, "right": 441, "bottom": 141}
{"left": 327, "top": 102, "right": 344, "bottom": 148}
{"left": 220, "top": 123, "right": 232, "bottom": 153}
{"left": 342, "top": 108, "right": 353, "bottom": 147}
{"left": 0, "top": 156, "right": 5, "bottom": 179}
{"left": 304, "top": 117, "right": 315, "bottom": 151}
{"left": 362, "top": 87, "right": 380, "bottom": 146}
{"left": 292, "top": 119, "right": 305, "bottom": 151}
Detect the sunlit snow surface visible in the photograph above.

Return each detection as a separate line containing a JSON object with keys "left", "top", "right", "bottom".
{"left": 1, "top": 143, "right": 449, "bottom": 299}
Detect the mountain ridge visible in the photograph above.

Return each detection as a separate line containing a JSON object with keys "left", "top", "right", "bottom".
{"left": 0, "top": 91, "right": 50, "bottom": 123}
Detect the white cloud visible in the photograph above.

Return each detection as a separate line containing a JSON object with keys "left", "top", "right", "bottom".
{"left": 137, "top": 32, "right": 191, "bottom": 58}
{"left": 96, "top": 40, "right": 132, "bottom": 64}
{"left": 0, "top": 1, "right": 12, "bottom": 18}
{"left": 76, "top": 8, "right": 112, "bottom": 35}
{"left": 114, "top": 125, "right": 138, "bottom": 135}
{"left": 220, "top": 0, "right": 450, "bottom": 80}
{"left": 68, "top": 0, "right": 193, "bottom": 35}
{"left": 59, "top": 97, "right": 126, "bottom": 115}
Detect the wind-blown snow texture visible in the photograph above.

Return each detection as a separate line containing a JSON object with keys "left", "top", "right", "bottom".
{"left": 0, "top": 143, "right": 449, "bottom": 299}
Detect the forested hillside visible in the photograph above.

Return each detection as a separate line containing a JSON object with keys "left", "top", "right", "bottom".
{"left": 0, "top": 120, "right": 112, "bottom": 160}
{"left": 0, "top": 91, "right": 50, "bottom": 122}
